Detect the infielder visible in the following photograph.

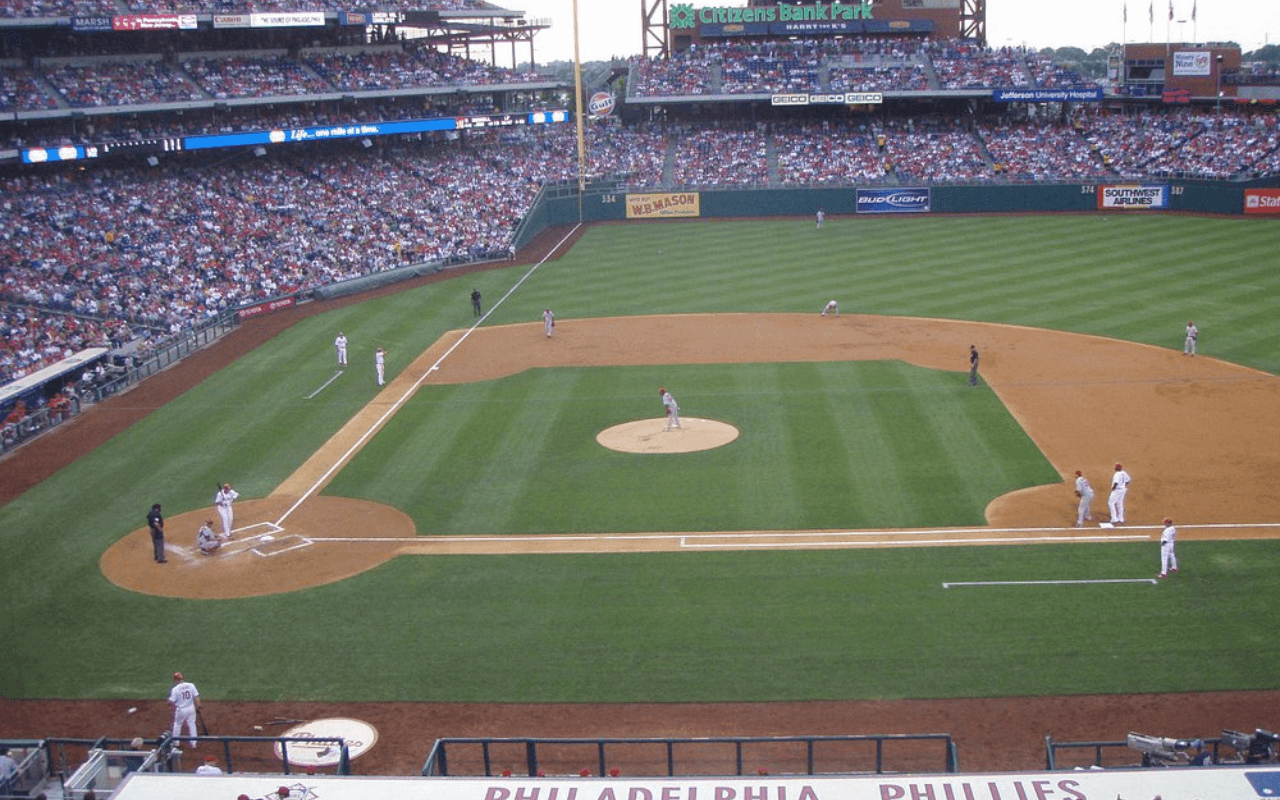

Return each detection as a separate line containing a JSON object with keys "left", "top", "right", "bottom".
{"left": 1158, "top": 517, "right": 1178, "bottom": 578}
{"left": 543, "top": 308, "right": 555, "bottom": 338}
{"left": 821, "top": 300, "right": 839, "bottom": 316}
{"left": 334, "top": 332, "right": 348, "bottom": 365}
{"left": 375, "top": 347, "right": 386, "bottom": 386}
{"left": 1073, "top": 470, "right": 1094, "bottom": 527}
{"left": 168, "top": 671, "right": 201, "bottom": 748}
{"left": 660, "top": 387, "right": 681, "bottom": 431}
{"left": 1184, "top": 320, "right": 1198, "bottom": 356}
{"left": 968, "top": 345, "right": 980, "bottom": 387}
{"left": 1109, "top": 463, "right": 1131, "bottom": 524}
{"left": 214, "top": 483, "right": 238, "bottom": 537}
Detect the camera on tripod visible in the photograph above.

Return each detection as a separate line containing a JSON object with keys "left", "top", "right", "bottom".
{"left": 1222, "top": 729, "right": 1280, "bottom": 764}
{"left": 1126, "top": 733, "right": 1189, "bottom": 766}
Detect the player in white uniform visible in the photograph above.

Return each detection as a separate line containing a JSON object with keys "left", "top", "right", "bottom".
{"left": 1108, "top": 463, "right": 1131, "bottom": 524}
{"left": 1184, "top": 321, "right": 1198, "bottom": 356}
{"left": 543, "top": 309, "right": 555, "bottom": 337}
{"left": 815, "top": 208, "right": 825, "bottom": 229}
{"left": 196, "top": 755, "right": 223, "bottom": 775}
{"left": 196, "top": 519, "right": 224, "bottom": 554}
{"left": 1158, "top": 517, "right": 1178, "bottom": 578}
{"left": 168, "top": 671, "right": 201, "bottom": 748}
{"left": 821, "top": 300, "right": 839, "bottom": 316}
{"left": 660, "top": 387, "right": 681, "bottom": 431}
{"left": 375, "top": 348, "right": 386, "bottom": 386}
{"left": 334, "top": 332, "right": 348, "bottom": 365}
{"left": 214, "top": 483, "right": 238, "bottom": 537}
{"left": 1073, "top": 471, "right": 1094, "bottom": 527}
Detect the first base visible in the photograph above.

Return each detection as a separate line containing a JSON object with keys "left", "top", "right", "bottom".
{"left": 1099, "top": 522, "right": 1114, "bottom": 529}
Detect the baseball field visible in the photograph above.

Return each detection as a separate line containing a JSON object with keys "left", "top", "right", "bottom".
{"left": 2, "top": 213, "right": 1279, "bottom": 773}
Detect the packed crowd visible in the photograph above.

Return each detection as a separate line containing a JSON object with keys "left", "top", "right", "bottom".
{"left": 41, "top": 60, "right": 207, "bottom": 108}
{"left": 631, "top": 38, "right": 1089, "bottom": 97}
{"left": 1075, "top": 106, "right": 1280, "bottom": 179}
{"left": 0, "top": 0, "right": 487, "bottom": 18}
{"left": 774, "top": 121, "right": 886, "bottom": 184}
{"left": 2, "top": 108, "right": 1277, "bottom": 390}
{"left": 0, "top": 48, "right": 548, "bottom": 113}
{"left": 669, "top": 125, "right": 770, "bottom": 186}
{"left": 977, "top": 120, "right": 1110, "bottom": 180}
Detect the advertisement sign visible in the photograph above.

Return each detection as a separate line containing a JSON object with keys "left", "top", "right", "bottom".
{"left": 237, "top": 296, "right": 297, "bottom": 320}
{"left": 1244, "top": 189, "right": 1280, "bottom": 215}
{"left": 22, "top": 145, "right": 97, "bottom": 164}
{"left": 249, "top": 11, "right": 325, "bottom": 27}
{"left": 113, "top": 14, "right": 197, "bottom": 30}
{"left": 212, "top": 14, "right": 252, "bottom": 28}
{"left": 1172, "top": 50, "right": 1212, "bottom": 76}
{"left": 992, "top": 88, "right": 1104, "bottom": 102}
{"left": 856, "top": 188, "right": 930, "bottom": 214}
{"left": 771, "top": 92, "right": 883, "bottom": 106}
{"left": 1097, "top": 185, "right": 1170, "bottom": 209}
{"left": 70, "top": 16, "right": 113, "bottom": 31}
{"left": 110, "top": 767, "right": 1280, "bottom": 800}
{"left": 626, "top": 192, "right": 701, "bottom": 219}
{"left": 588, "top": 92, "right": 616, "bottom": 117}
{"left": 670, "top": 1, "right": 873, "bottom": 30}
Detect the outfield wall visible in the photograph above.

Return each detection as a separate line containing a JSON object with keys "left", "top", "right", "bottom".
{"left": 509, "top": 180, "right": 1280, "bottom": 245}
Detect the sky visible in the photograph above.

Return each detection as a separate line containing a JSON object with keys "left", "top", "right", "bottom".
{"left": 502, "top": 0, "right": 1277, "bottom": 65}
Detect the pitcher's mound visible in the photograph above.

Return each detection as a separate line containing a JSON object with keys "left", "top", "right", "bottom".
{"left": 597, "top": 418, "right": 739, "bottom": 454}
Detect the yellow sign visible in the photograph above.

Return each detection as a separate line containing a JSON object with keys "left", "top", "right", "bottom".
{"left": 626, "top": 192, "right": 701, "bottom": 219}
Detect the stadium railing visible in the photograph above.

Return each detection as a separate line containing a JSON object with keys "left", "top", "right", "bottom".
{"left": 422, "top": 734, "right": 960, "bottom": 778}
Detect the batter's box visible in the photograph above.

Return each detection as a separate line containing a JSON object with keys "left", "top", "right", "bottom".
{"left": 252, "top": 534, "right": 312, "bottom": 557}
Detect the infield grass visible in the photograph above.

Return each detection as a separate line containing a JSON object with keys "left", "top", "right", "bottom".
{"left": 2, "top": 213, "right": 1279, "bottom": 702}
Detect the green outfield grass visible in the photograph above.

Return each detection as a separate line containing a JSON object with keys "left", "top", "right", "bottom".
{"left": 1, "top": 214, "right": 1278, "bottom": 702}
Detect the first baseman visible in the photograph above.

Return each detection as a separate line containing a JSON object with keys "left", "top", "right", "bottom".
{"left": 214, "top": 483, "right": 238, "bottom": 537}
{"left": 168, "top": 671, "right": 201, "bottom": 748}
{"left": 660, "top": 387, "right": 681, "bottom": 431}
{"left": 1184, "top": 320, "right": 1198, "bottom": 356}
{"left": 1158, "top": 517, "right": 1178, "bottom": 578}
{"left": 1073, "top": 470, "right": 1094, "bottom": 527}
{"left": 1109, "top": 463, "right": 1131, "bottom": 524}
{"left": 543, "top": 309, "right": 555, "bottom": 338}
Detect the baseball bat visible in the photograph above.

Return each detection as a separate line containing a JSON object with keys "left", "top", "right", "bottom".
{"left": 197, "top": 707, "right": 210, "bottom": 736}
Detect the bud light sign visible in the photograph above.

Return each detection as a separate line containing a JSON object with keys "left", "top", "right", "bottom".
{"left": 856, "top": 188, "right": 930, "bottom": 214}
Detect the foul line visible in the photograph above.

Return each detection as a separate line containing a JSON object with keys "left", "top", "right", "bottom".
{"left": 274, "top": 224, "right": 584, "bottom": 529}
{"left": 943, "top": 579, "right": 1158, "bottom": 588}
{"left": 306, "top": 370, "right": 343, "bottom": 399}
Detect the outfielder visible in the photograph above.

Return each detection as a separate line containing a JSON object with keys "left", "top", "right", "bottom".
{"left": 1109, "top": 463, "right": 1131, "bottom": 524}
{"left": 1184, "top": 320, "right": 1198, "bottom": 356}
{"left": 660, "top": 387, "right": 681, "bottom": 431}
{"left": 1073, "top": 471, "right": 1094, "bottom": 527}
{"left": 168, "top": 671, "right": 201, "bottom": 748}
{"left": 1158, "top": 517, "right": 1178, "bottom": 578}
{"left": 334, "top": 332, "right": 348, "bottom": 365}
{"left": 214, "top": 483, "right": 238, "bottom": 537}
{"left": 375, "top": 347, "right": 386, "bottom": 386}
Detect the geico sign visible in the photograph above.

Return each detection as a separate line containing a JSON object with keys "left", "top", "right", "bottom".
{"left": 771, "top": 94, "right": 810, "bottom": 106}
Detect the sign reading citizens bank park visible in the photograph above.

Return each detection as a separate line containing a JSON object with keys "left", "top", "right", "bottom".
{"left": 627, "top": 192, "right": 701, "bottom": 219}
